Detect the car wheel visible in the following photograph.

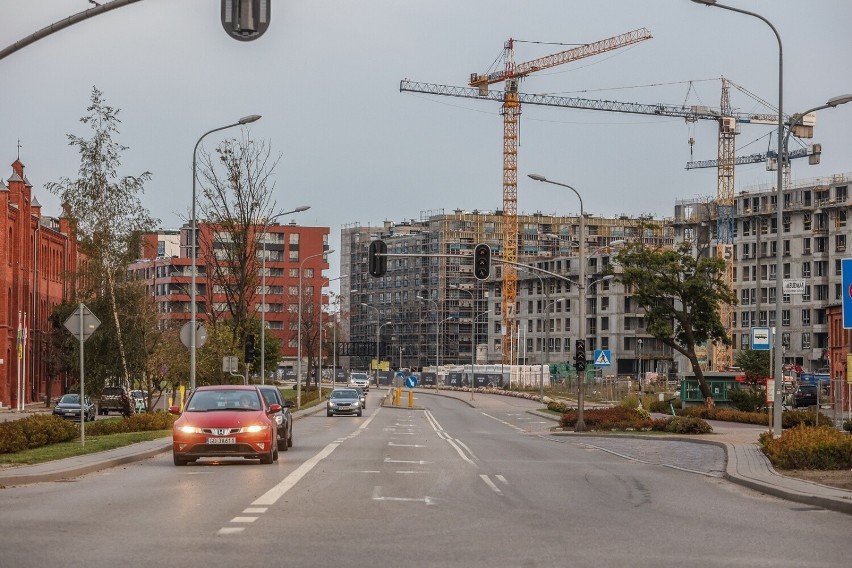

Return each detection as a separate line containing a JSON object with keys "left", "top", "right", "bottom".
{"left": 281, "top": 428, "right": 290, "bottom": 451}
{"left": 273, "top": 447, "right": 279, "bottom": 462}
{"left": 327, "top": 410, "right": 333, "bottom": 417}
{"left": 287, "top": 427, "right": 293, "bottom": 448}
{"left": 173, "top": 453, "right": 187, "bottom": 466}
{"left": 357, "top": 410, "right": 363, "bottom": 417}
{"left": 260, "top": 447, "right": 274, "bottom": 465}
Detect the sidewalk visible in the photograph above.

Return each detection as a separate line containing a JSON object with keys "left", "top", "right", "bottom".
{"left": 2, "top": 390, "right": 851, "bottom": 516}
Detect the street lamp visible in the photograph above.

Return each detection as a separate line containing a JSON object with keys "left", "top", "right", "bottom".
{"left": 690, "top": 1, "right": 852, "bottom": 437}
{"left": 417, "top": 295, "right": 440, "bottom": 390}
{"left": 543, "top": 297, "right": 565, "bottom": 401}
{"left": 297, "top": 249, "right": 335, "bottom": 409}
{"left": 190, "top": 114, "right": 261, "bottom": 392}
{"left": 528, "top": 173, "right": 588, "bottom": 431}
{"left": 377, "top": 321, "right": 394, "bottom": 387}
{"left": 259, "top": 206, "right": 310, "bottom": 384}
{"left": 360, "top": 303, "right": 380, "bottom": 384}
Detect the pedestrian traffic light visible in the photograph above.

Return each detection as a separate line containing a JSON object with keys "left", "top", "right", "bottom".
{"left": 221, "top": 0, "right": 271, "bottom": 42}
{"left": 574, "top": 339, "right": 586, "bottom": 372}
{"left": 244, "top": 334, "right": 256, "bottom": 365}
{"left": 473, "top": 243, "right": 491, "bottom": 281}
{"left": 368, "top": 239, "right": 387, "bottom": 277}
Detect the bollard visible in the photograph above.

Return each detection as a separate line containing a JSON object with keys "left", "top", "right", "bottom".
{"left": 408, "top": 390, "right": 413, "bottom": 408}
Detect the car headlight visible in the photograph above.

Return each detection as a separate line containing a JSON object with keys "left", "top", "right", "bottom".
{"left": 178, "top": 425, "right": 202, "bottom": 434}
{"left": 274, "top": 415, "right": 283, "bottom": 425}
{"left": 243, "top": 424, "right": 269, "bottom": 433}
{"left": 328, "top": 402, "right": 337, "bottom": 408}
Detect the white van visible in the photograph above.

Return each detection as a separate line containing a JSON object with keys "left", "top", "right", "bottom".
{"left": 348, "top": 372, "right": 370, "bottom": 391}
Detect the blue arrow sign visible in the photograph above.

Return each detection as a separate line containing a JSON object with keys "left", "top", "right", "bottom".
{"left": 405, "top": 375, "right": 418, "bottom": 388}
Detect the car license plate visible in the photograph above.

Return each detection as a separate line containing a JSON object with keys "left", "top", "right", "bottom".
{"left": 207, "top": 437, "right": 236, "bottom": 444}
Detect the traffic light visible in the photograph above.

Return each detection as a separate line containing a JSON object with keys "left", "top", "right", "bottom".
{"left": 574, "top": 339, "right": 586, "bottom": 372}
{"left": 368, "top": 239, "right": 387, "bottom": 277}
{"left": 221, "top": 0, "right": 271, "bottom": 42}
{"left": 244, "top": 334, "right": 256, "bottom": 365}
{"left": 473, "top": 243, "right": 491, "bottom": 281}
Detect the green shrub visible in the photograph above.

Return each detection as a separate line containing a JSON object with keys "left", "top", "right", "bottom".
{"left": 844, "top": 419, "right": 852, "bottom": 434}
{"left": 727, "top": 386, "right": 765, "bottom": 413}
{"left": 86, "top": 411, "right": 176, "bottom": 436}
{"left": 781, "top": 409, "right": 832, "bottom": 428}
{"left": 547, "top": 400, "right": 571, "bottom": 413}
{"left": 665, "top": 416, "right": 713, "bottom": 434}
{"left": 620, "top": 394, "right": 640, "bottom": 410}
{"left": 760, "top": 425, "right": 852, "bottom": 470}
{"left": 648, "top": 397, "right": 681, "bottom": 413}
{"left": 0, "top": 415, "right": 77, "bottom": 454}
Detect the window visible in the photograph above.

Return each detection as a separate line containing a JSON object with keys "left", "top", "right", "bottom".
{"left": 801, "top": 332, "right": 811, "bottom": 349}
{"left": 802, "top": 262, "right": 811, "bottom": 278}
{"left": 802, "top": 309, "right": 810, "bottom": 325}
{"left": 782, "top": 309, "right": 790, "bottom": 326}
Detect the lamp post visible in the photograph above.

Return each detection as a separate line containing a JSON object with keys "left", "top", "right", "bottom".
{"left": 297, "top": 249, "right": 335, "bottom": 409}
{"left": 360, "top": 303, "right": 380, "bottom": 385}
{"left": 417, "top": 295, "right": 440, "bottom": 389}
{"left": 259, "top": 206, "right": 310, "bottom": 385}
{"left": 450, "top": 284, "right": 476, "bottom": 386}
{"left": 529, "top": 173, "right": 588, "bottom": 431}
{"left": 376, "top": 321, "right": 394, "bottom": 387}
{"left": 190, "top": 114, "right": 261, "bottom": 392}
{"left": 543, "top": 297, "right": 565, "bottom": 401}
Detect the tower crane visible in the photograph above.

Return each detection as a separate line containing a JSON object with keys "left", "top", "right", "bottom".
{"left": 401, "top": 76, "right": 782, "bottom": 370}
{"left": 403, "top": 28, "right": 653, "bottom": 364}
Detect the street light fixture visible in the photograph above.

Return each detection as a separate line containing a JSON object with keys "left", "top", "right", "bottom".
{"left": 259, "top": 206, "right": 310, "bottom": 384}
{"left": 377, "top": 321, "right": 395, "bottom": 386}
{"left": 360, "top": 303, "right": 380, "bottom": 385}
{"left": 528, "top": 173, "right": 588, "bottom": 431}
{"left": 417, "top": 295, "right": 441, "bottom": 390}
{"left": 190, "top": 114, "right": 261, "bottom": 392}
{"left": 296, "top": 249, "right": 335, "bottom": 409}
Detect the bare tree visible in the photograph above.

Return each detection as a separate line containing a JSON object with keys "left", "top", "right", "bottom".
{"left": 195, "top": 132, "right": 284, "bottom": 356}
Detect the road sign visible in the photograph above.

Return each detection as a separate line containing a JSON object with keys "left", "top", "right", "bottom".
{"left": 751, "top": 327, "right": 770, "bottom": 350}
{"left": 63, "top": 304, "right": 101, "bottom": 341}
{"left": 783, "top": 279, "right": 805, "bottom": 294}
{"left": 593, "top": 350, "right": 611, "bottom": 367}
{"left": 180, "top": 322, "right": 208, "bottom": 348}
{"left": 405, "top": 375, "right": 418, "bottom": 388}
{"left": 843, "top": 259, "right": 852, "bottom": 328}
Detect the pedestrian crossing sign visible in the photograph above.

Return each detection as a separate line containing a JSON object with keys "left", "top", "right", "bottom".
{"left": 593, "top": 350, "right": 611, "bottom": 367}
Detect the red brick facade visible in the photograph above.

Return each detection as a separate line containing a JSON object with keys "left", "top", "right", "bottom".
{"left": 129, "top": 222, "right": 330, "bottom": 365}
{"left": 1, "top": 160, "right": 80, "bottom": 408}
{"left": 826, "top": 304, "right": 852, "bottom": 412}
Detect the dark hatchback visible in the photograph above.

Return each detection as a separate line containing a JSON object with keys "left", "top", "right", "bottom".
{"left": 257, "top": 384, "right": 294, "bottom": 451}
{"left": 793, "top": 384, "right": 819, "bottom": 408}
{"left": 53, "top": 394, "right": 96, "bottom": 422}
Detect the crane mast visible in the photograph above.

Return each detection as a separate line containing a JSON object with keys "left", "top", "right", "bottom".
{"left": 466, "top": 29, "right": 652, "bottom": 364}
{"left": 714, "top": 78, "right": 736, "bottom": 371}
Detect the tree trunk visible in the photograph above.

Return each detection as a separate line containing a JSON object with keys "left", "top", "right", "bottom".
{"left": 104, "top": 266, "right": 131, "bottom": 392}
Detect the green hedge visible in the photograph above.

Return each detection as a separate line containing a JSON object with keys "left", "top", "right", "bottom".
{"left": 759, "top": 426, "right": 852, "bottom": 470}
{"left": 0, "top": 411, "right": 176, "bottom": 454}
{"left": 558, "top": 406, "right": 712, "bottom": 434}
{"left": 0, "top": 415, "right": 78, "bottom": 453}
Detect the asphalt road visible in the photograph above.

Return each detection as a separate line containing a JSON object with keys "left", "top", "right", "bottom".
{"left": 0, "top": 390, "right": 849, "bottom": 568}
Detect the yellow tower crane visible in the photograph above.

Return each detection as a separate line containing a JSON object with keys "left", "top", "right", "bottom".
{"left": 404, "top": 28, "right": 652, "bottom": 363}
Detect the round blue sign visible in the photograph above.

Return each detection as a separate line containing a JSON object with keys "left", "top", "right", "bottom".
{"left": 405, "top": 375, "right": 418, "bottom": 388}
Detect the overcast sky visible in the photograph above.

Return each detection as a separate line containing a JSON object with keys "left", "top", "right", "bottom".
{"left": 3, "top": 1, "right": 851, "bottom": 283}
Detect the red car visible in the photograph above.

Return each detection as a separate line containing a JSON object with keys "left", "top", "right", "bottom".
{"left": 169, "top": 385, "right": 280, "bottom": 466}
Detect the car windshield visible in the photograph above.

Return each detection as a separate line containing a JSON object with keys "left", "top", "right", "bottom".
{"left": 59, "top": 394, "right": 79, "bottom": 404}
{"left": 258, "top": 388, "right": 280, "bottom": 406}
{"left": 331, "top": 390, "right": 358, "bottom": 399}
{"left": 186, "top": 390, "right": 261, "bottom": 411}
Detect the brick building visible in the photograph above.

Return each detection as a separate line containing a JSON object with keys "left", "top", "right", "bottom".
{"left": 1, "top": 159, "right": 81, "bottom": 408}
{"left": 129, "top": 220, "right": 331, "bottom": 375}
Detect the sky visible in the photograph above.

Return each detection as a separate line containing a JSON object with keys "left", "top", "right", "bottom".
{"left": 3, "top": 1, "right": 851, "bottom": 285}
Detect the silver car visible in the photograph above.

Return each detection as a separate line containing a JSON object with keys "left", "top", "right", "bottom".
{"left": 352, "top": 386, "right": 367, "bottom": 409}
{"left": 326, "top": 388, "right": 362, "bottom": 417}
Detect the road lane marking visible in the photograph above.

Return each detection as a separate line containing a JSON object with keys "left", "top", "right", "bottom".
{"left": 230, "top": 517, "right": 258, "bottom": 523}
{"left": 385, "top": 458, "right": 431, "bottom": 464}
{"left": 243, "top": 508, "right": 267, "bottom": 514}
{"left": 217, "top": 527, "right": 244, "bottom": 535}
{"left": 480, "top": 475, "right": 503, "bottom": 495}
{"left": 250, "top": 409, "right": 380, "bottom": 508}
{"left": 496, "top": 475, "right": 508, "bottom": 485}
{"left": 372, "top": 486, "right": 436, "bottom": 505}
{"left": 424, "top": 410, "right": 478, "bottom": 466}
{"left": 388, "top": 442, "right": 425, "bottom": 447}
{"left": 481, "top": 412, "right": 524, "bottom": 432}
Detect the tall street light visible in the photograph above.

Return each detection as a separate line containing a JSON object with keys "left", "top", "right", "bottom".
{"left": 417, "top": 295, "right": 440, "bottom": 389}
{"left": 360, "top": 303, "right": 380, "bottom": 385}
{"left": 297, "top": 249, "right": 335, "bottom": 409}
{"left": 259, "top": 206, "right": 310, "bottom": 384}
{"left": 528, "top": 173, "right": 588, "bottom": 431}
{"left": 774, "top": 94, "right": 852, "bottom": 434}
{"left": 190, "top": 114, "right": 261, "bottom": 392}
{"left": 544, "top": 297, "right": 565, "bottom": 401}
{"left": 451, "top": 284, "right": 477, "bottom": 400}
{"left": 376, "top": 321, "right": 395, "bottom": 386}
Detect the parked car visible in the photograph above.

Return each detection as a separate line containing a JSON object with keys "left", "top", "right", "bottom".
{"left": 98, "top": 386, "right": 132, "bottom": 416}
{"left": 52, "top": 394, "right": 96, "bottom": 422}
{"left": 326, "top": 388, "right": 362, "bottom": 417}
{"left": 352, "top": 386, "right": 367, "bottom": 409}
{"left": 169, "top": 385, "right": 280, "bottom": 466}
{"left": 349, "top": 372, "right": 370, "bottom": 391}
{"left": 257, "top": 384, "right": 294, "bottom": 451}
{"left": 793, "top": 384, "right": 819, "bottom": 408}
